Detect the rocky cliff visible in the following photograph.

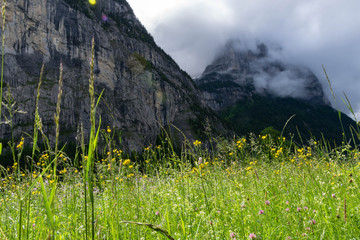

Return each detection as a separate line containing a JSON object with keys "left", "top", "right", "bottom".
{"left": 0, "top": 0, "right": 221, "bottom": 151}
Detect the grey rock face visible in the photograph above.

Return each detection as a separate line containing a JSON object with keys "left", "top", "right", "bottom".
{"left": 196, "top": 39, "right": 330, "bottom": 111}
{"left": 0, "top": 0, "right": 212, "bottom": 151}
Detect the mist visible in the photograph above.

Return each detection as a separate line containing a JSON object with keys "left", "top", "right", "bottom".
{"left": 128, "top": 0, "right": 360, "bottom": 118}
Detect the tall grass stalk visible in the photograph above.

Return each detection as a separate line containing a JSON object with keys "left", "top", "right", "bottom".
{"left": 86, "top": 36, "right": 102, "bottom": 240}
{"left": 54, "top": 62, "right": 63, "bottom": 177}
{"left": 0, "top": 0, "right": 6, "bottom": 154}
{"left": 26, "top": 64, "right": 44, "bottom": 240}
{"left": 323, "top": 65, "right": 347, "bottom": 143}
{"left": 0, "top": 0, "right": 6, "bottom": 121}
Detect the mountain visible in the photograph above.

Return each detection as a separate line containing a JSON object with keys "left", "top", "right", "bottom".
{"left": 0, "top": 0, "right": 224, "bottom": 151}
{"left": 196, "top": 39, "right": 356, "bottom": 142}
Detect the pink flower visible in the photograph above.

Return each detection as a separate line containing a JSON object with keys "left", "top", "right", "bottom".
{"left": 303, "top": 206, "right": 308, "bottom": 210}
{"left": 286, "top": 201, "right": 289, "bottom": 204}
{"left": 259, "top": 210, "right": 264, "bottom": 214}
{"left": 249, "top": 233, "right": 257, "bottom": 239}
{"left": 265, "top": 200, "right": 270, "bottom": 205}
{"left": 311, "top": 219, "right": 316, "bottom": 224}
{"left": 101, "top": 13, "right": 108, "bottom": 22}
{"left": 230, "top": 232, "right": 236, "bottom": 239}
{"left": 155, "top": 211, "right": 160, "bottom": 216}
{"left": 331, "top": 193, "right": 336, "bottom": 198}
{"left": 313, "top": 210, "right": 316, "bottom": 213}
{"left": 297, "top": 207, "right": 301, "bottom": 212}
{"left": 285, "top": 208, "right": 290, "bottom": 212}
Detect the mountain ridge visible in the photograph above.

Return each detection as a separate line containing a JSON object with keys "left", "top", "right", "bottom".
{"left": 195, "top": 39, "right": 355, "bottom": 142}
{"left": 0, "top": 0, "right": 226, "bottom": 152}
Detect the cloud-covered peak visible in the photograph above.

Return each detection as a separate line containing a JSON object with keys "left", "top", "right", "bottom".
{"left": 197, "top": 39, "right": 329, "bottom": 105}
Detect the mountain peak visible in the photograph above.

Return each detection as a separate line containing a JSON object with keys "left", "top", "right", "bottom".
{"left": 198, "top": 39, "right": 329, "bottom": 109}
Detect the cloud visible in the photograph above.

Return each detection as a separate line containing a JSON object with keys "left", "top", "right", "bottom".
{"left": 129, "top": 0, "right": 360, "bottom": 117}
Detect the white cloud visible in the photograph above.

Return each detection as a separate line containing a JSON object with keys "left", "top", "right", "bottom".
{"left": 127, "top": 0, "right": 360, "bottom": 117}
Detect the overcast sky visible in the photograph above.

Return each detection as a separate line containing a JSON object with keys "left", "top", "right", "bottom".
{"left": 127, "top": 0, "right": 360, "bottom": 119}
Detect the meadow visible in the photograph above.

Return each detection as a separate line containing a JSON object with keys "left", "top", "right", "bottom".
{"left": 0, "top": 6, "right": 360, "bottom": 239}
{"left": 1, "top": 129, "right": 360, "bottom": 240}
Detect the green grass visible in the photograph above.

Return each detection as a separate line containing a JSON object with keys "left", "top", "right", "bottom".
{"left": 1, "top": 134, "right": 360, "bottom": 239}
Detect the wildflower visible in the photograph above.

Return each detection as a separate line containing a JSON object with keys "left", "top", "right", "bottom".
{"left": 249, "top": 233, "right": 257, "bottom": 239}
{"left": 123, "top": 159, "right": 131, "bottom": 165}
{"left": 331, "top": 193, "right": 336, "bottom": 198}
{"left": 102, "top": 13, "right": 108, "bottom": 22}
{"left": 265, "top": 200, "right": 270, "bottom": 205}
{"left": 16, "top": 137, "right": 24, "bottom": 149}
{"left": 313, "top": 210, "right": 316, "bottom": 213}
{"left": 285, "top": 208, "right": 290, "bottom": 212}
{"left": 193, "top": 140, "right": 202, "bottom": 146}
{"left": 198, "top": 157, "right": 203, "bottom": 165}
{"left": 89, "top": 0, "right": 96, "bottom": 5}
{"left": 259, "top": 210, "right": 264, "bottom": 214}
{"left": 155, "top": 211, "right": 160, "bottom": 216}
{"left": 303, "top": 206, "right": 308, "bottom": 210}
{"left": 286, "top": 201, "right": 289, "bottom": 204}
{"left": 297, "top": 207, "right": 301, "bottom": 212}
{"left": 230, "top": 232, "right": 236, "bottom": 239}
{"left": 241, "top": 204, "right": 246, "bottom": 208}
{"left": 311, "top": 219, "right": 316, "bottom": 224}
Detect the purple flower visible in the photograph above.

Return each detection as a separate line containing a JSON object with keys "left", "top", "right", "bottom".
{"left": 265, "top": 200, "right": 270, "bottom": 205}
{"left": 331, "top": 193, "right": 336, "bottom": 198}
{"left": 313, "top": 210, "right": 316, "bottom": 213}
{"left": 303, "top": 206, "right": 308, "bottom": 210}
{"left": 101, "top": 13, "right": 108, "bottom": 22}
{"left": 285, "top": 208, "right": 290, "bottom": 212}
{"left": 287, "top": 237, "right": 292, "bottom": 240}
{"left": 311, "top": 219, "right": 316, "bottom": 224}
{"left": 32, "top": 223, "right": 35, "bottom": 228}
{"left": 230, "top": 232, "right": 236, "bottom": 238}
{"left": 249, "top": 233, "right": 257, "bottom": 239}
{"left": 259, "top": 210, "right": 264, "bottom": 214}
{"left": 286, "top": 201, "right": 289, "bottom": 204}
{"left": 155, "top": 211, "right": 160, "bottom": 216}
{"left": 297, "top": 207, "right": 301, "bottom": 212}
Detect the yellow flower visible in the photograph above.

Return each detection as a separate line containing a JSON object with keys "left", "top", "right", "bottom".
{"left": 107, "top": 126, "right": 111, "bottom": 133}
{"left": 123, "top": 159, "right": 131, "bottom": 166}
{"left": 16, "top": 138, "right": 24, "bottom": 149}
{"left": 193, "top": 140, "right": 202, "bottom": 146}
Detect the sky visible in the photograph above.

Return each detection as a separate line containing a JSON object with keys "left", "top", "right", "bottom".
{"left": 127, "top": 0, "right": 360, "bottom": 119}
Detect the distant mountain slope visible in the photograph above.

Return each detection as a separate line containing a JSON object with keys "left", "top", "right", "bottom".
{"left": 0, "top": 0, "right": 225, "bottom": 151}
{"left": 196, "top": 39, "right": 355, "bottom": 142}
